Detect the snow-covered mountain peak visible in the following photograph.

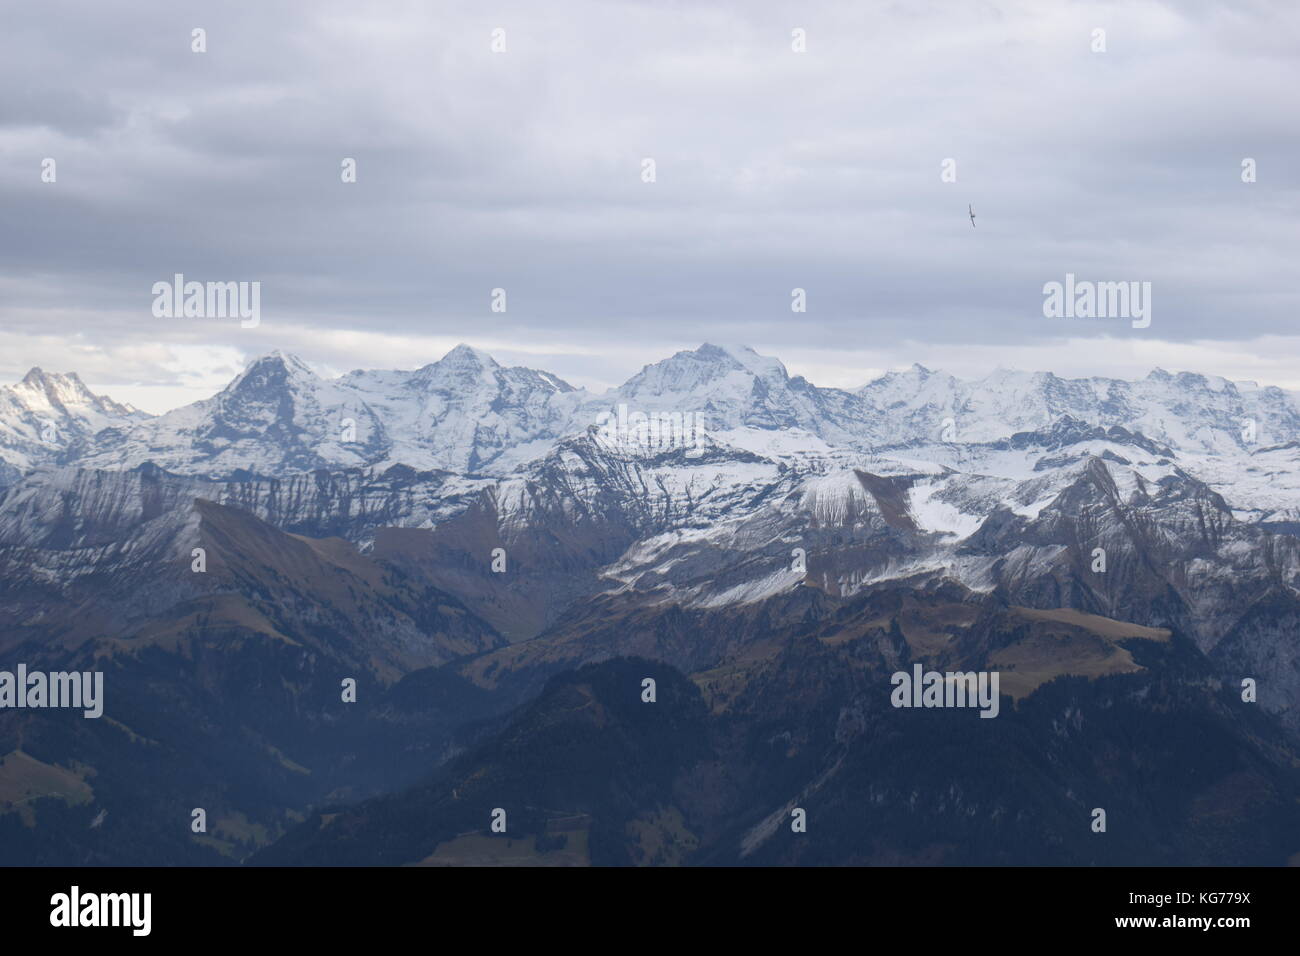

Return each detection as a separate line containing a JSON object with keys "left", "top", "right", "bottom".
{"left": 859, "top": 363, "right": 958, "bottom": 405}
{"left": 20, "top": 366, "right": 55, "bottom": 388}
{"left": 406, "top": 344, "right": 575, "bottom": 396}
{"left": 619, "top": 344, "right": 763, "bottom": 399}
{"left": 13, "top": 367, "right": 138, "bottom": 416}
{"left": 436, "top": 343, "right": 501, "bottom": 370}
{"left": 214, "top": 352, "right": 325, "bottom": 415}
{"left": 8, "top": 344, "right": 1300, "bottom": 527}
{"left": 235, "top": 350, "right": 318, "bottom": 381}
{"left": 712, "top": 344, "right": 791, "bottom": 380}
{"left": 0, "top": 367, "right": 148, "bottom": 475}
{"left": 621, "top": 342, "right": 812, "bottom": 402}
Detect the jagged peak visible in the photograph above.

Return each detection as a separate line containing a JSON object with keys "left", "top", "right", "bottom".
{"left": 241, "top": 350, "right": 316, "bottom": 374}
{"left": 224, "top": 351, "right": 320, "bottom": 396}
{"left": 273, "top": 349, "right": 312, "bottom": 368}
{"left": 18, "top": 367, "right": 88, "bottom": 391}
{"left": 647, "top": 343, "right": 739, "bottom": 369}
{"left": 440, "top": 343, "right": 500, "bottom": 368}
{"left": 860, "top": 361, "right": 952, "bottom": 393}
{"left": 629, "top": 343, "right": 789, "bottom": 381}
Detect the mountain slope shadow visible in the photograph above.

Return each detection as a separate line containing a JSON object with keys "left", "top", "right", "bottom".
{"left": 251, "top": 657, "right": 711, "bottom": 866}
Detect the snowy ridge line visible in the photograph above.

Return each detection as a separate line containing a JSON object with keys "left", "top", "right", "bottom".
{"left": 4, "top": 342, "right": 1297, "bottom": 485}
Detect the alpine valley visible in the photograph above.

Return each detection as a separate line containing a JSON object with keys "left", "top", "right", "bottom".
{"left": 2, "top": 344, "right": 1299, "bottom": 866}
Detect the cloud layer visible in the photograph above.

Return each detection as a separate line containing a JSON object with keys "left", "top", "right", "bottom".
{"left": 2, "top": 0, "right": 1297, "bottom": 411}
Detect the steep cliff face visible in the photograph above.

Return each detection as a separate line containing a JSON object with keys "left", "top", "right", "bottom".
{"left": 0, "top": 368, "right": 147, "bottom": 474}
{"left": 5, "top": 398, "right": 1300, "bottom": 729}
{"left": 70, "top": 348, "right": 585, "bottom": 479}
{"left": 4, "top": 343, "right": 1300, "bottom": 865}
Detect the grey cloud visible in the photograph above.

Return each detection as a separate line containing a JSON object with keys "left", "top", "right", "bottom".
{"left": 1, "top": 0, "right": 1297, "bottom": 389}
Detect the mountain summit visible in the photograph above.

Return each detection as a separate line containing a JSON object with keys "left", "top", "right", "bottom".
{"left": 0, "top": 367, "right": 146, "bottom": 477}
{"left": 5, "top": 343, "right": 1299, "bottom": 481}
{"left": 4, "top": 343, "right": 1300, "bottom": 867}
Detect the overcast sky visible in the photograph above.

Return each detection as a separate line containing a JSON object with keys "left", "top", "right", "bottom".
{"left": 2, "top": 0, "right": 1297, "bottom": 412}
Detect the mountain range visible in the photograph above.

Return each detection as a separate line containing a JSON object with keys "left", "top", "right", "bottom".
{"left": 2, "top": 343, "right": 1299, "bottom": 866}
{"left": 11, "top": 342, "right": 1300, "bottom": 482}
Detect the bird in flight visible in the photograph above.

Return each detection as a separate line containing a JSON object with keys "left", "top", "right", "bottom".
{"left": 968, "top": 204, "right": 976, "bottom": 228}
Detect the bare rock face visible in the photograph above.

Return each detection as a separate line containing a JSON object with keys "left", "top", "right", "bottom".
{"left": 4, "top": 344, "right": 1300, "bottom": 864}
